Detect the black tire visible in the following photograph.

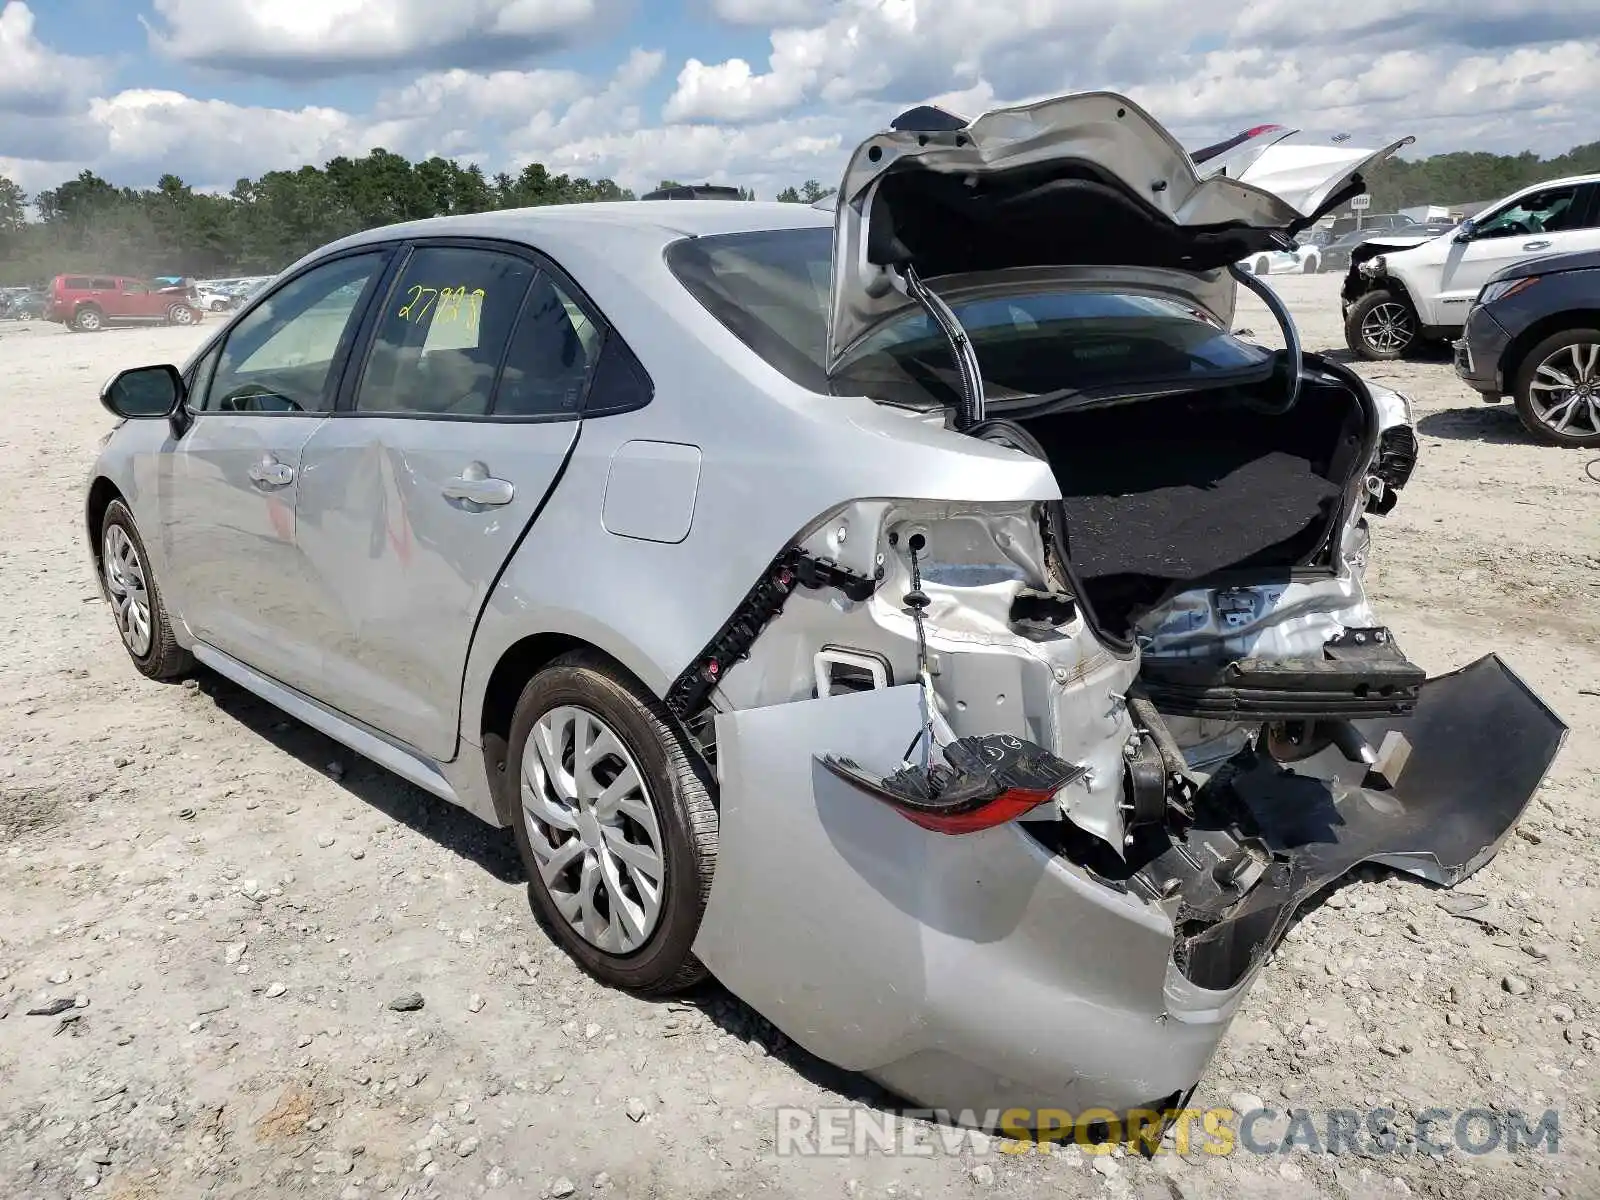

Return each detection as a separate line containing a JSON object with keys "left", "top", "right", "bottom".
{"left": 17, "top": 309, "right": 33, "bottom": 322}
{"left": 99, "top": 500, "right": 194, "bottom": 680}
{"left": 1344, "top": 289, "right": 1417, "bottom": 361}
{"left": 1512, "top": 327, "right": 1600, "bottom": 448}
{"left": 1253, "top": 257, "right": 1270, "bottom": 276}
{"left": 1301, "top": 256, "right": 1317, "bottom": 274}
{"left": 74, "top": 305, "right": 104, "bottom": 333}
{"left": 167, "top": 304, "right": 196, "bottom": 326}
{"left": 506, "top": 651, "right": 717, "bottom": 995}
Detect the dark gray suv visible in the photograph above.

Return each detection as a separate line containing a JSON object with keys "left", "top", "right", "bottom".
{"left": 1455, "top": 248, "right": 1600, "bottom": 447}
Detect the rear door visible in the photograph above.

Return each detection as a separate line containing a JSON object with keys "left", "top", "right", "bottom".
{"left": 159, "top": 249, "right": 392, "bottom": 689}
{"left": 292, "top": 240, "right": 603, "bottom": 759}
{"left": 1437, "top": 182, "right": 1600, "bottom": 310}
{"left": 114, "top": 279, "right": 161, "bottom": 320}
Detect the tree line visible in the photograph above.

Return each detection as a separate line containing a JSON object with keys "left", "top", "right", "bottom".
{"left": 1, "top": 136, "right": 1595, "bottom": 288}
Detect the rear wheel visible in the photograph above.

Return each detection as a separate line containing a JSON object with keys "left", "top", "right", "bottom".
{"left": 167, "top": 304, "right": 196, "bottom": 326}
{"left": 1345, "top": 289, "right": 1416, "bottom": 360}
{"left": 17, "top": 309, "right": 33, "bottom": 321}
{"left": 74, "top": 305, "right": 104, "bottom": 332}
{"left": 1513, "top": 328, "right": 1600, "bottom": 447}
{"left": 100, "top": 501, "right": 193, "bottom": 680}
{"left": 1253, "top": 257, "right": 1270, "bottom": 276}
{"left": 506, "top": 652, "right": 717, "bottom": 995}
{"left": 1301, "top": 256, "right": 1317, "bottom": 274}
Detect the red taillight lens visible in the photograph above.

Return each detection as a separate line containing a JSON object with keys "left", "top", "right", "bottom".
{"left": 819, "top": 733, "right": 1087, "bottom": 836}
{"left": 889, "top": 786, "right": 1059, "bottom": 834}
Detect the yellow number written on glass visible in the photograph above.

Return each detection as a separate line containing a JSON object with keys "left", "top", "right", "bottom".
{"left": 398, "top": 285, "right": 485, "bottom": 327}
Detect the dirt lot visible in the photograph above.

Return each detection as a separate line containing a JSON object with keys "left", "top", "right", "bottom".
{"left": 1, "top": 276, "right": 1596, "bottom": 1200}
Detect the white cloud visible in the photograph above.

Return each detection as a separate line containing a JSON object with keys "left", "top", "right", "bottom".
{"left": 708, "top": 0, "right": 829, "bottom": 26}
{"left": 146, "top": 0, "right": 606, "bottom": 76}
{"left": 3, "top": 0, "right": 1598, "bottom": 205}
{"left": 0, "top": 1, "right": 101, "bottom": 116}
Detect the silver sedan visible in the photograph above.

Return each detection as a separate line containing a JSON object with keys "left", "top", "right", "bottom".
{"left": 86, "top": 91, "right": 1563, "bottom": 1127}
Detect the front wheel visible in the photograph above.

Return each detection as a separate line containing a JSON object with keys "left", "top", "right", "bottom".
{"left": 1513, "top": 328, "right": 1600, "bottom": 448}
{"left": 167, "top": 304, "right": 196, "bottom": 326}
{"left": 1345, "top": 289, "right": 1417, "bottom": 360}
{"left": 506, "top": 652, "right": 717, "bottom": 995}
{"left": 17, "top": 309, "right": 33, "bottom": 321}
{"left": 100, "top": 501, "right": 194, "bottom": 680}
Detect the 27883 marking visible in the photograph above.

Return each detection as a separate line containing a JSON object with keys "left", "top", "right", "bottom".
{"left": 398, "top": 285, "right": 486, "bottom": 326}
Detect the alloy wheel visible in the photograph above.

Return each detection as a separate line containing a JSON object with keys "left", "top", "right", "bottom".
{"left": 77, "top": 309, "right": 102, "bottom": 331}
{"left": 521, "top": 705, "right": 667, "bottom": 955}
{"left": 1360, "top": 301, "right": 1413, "bottom": 355}
{"left": 1527, "top": 342, "right": 1600, "bottom": 439}
{"left": 103, "top": 524, "right": 152, "bottom": 657}
{"left": 171, "top": 306, "right": 195, "bottom": 325}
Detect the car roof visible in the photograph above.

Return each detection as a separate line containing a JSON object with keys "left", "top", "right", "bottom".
{"left": 325, "top": 200, "right": 833, "bottom": 259}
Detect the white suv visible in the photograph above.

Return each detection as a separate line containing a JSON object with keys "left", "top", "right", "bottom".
{"left": 1342, "top": 174, "right": 1600, "bottom": 359}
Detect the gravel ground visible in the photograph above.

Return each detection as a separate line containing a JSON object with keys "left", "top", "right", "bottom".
{"left": 0, "top": 274, "right": 1596, "bottom": 1200}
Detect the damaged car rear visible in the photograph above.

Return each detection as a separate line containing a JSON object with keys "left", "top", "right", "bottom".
{"left": 86, "top": 89, "right": 1566, "bottom": 1131}
{"left": 674, "top": 93, "right": 1566, "bottom": 1119}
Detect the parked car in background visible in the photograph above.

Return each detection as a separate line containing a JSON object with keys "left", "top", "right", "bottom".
{"left": 84, "top": 90, "right": 1563, "bottom": 1121}
{"left": 45, "top": 275, "right": 202, "bottom": 332}
{"left": 1, "top": 289, "right": 48, "bottom": 320}
{"left": 1329, "top": 213, "right": 1420, "bottom": 235}
{"left": 1343, "top": 174, "right": 1600, "bottom": 359}
{"left": 1242, "top": 239, "right": 1323, "bottom": 275}
{"left": 195, "top": 285, "right": 238, "bottom": 313}
{"left": 1454, "top": 248, "right": 1600, "bottom": 447}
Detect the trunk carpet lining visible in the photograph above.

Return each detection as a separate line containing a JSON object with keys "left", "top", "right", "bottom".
{"left": 1022, "top": 383, "right": 1361, "bottom": 642}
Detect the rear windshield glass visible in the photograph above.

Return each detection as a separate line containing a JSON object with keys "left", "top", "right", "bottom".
{"left": 665, "top": 227, "right": 1269, "bottom": 402}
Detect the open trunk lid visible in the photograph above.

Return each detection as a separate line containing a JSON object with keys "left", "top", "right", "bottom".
{"left": 825, "top": 90, "right": 1411, "bottom": 373}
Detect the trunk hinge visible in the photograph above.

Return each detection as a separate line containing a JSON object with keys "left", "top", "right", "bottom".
{"left": 1229, "top": 263, "right": 1302, "bottom": 415}
{"left": 901, "top": 264, "right": 985, "bottom": 430}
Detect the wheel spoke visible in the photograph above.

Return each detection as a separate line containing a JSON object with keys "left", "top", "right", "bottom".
{"left": 1578, "top": 343, "right": 1600, "bottom": 382}
{"left": 1534, "top": 363, "right": 1577, "bottom": 389}
{"left": 592, "top": 764, "right": 641, "bottom": 821}
{"left": 602, "top": 825, "right": 663, "bottom": 883}
{"left": 533, "top": 835, "right": 585, "bottom": 886}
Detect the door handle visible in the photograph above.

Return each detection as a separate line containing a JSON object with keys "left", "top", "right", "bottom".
{"left": 1523, "top": 240, "right": 1552, "bottom": 251}
{"left": 442, "top": 461, "right": 514, "bottom": 507}
{"left": 247, "top": 457, "right": 294, "bottom": 487}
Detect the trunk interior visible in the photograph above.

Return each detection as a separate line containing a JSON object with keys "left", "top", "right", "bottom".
{"left": 1018, "top": 379, "right": 1370, "bottom": 646}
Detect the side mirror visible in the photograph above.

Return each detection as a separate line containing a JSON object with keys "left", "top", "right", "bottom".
{"left": 100, "top": 364, "right": 185, "bottom": 419}
{"left": 1453, "top": 219, "right": 1476, "bottom": 244}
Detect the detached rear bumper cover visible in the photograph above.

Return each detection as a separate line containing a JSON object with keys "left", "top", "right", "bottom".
{"left": 693, "top": 654, "right": 1565, "bottom": 1116}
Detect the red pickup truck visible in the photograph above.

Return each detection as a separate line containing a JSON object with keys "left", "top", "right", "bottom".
{"left": 46, "top": 275, "right": 202, "bottom": 332}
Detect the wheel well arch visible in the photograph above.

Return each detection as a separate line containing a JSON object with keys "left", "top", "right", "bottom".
{"left": 1501, "top": 311, "right": 1600, "bottom": 394}
{"left": 85, "top": 476, "right": 124, "bottom": 570}
{"left": 476, "top": 632, "right": 644, "bottom": 825}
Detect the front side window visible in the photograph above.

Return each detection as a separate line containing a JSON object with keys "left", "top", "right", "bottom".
{"left": 354, "top": 247, "right": 536, "bottom": 417}
{"left": 1474, "top": 186, "right": 1587, "bottom": 239}
{"left": 201, "top": 252, "right": 385, "bottom": 414}
{"left": 123, "top": 282, "right": 149, "bottom": 294}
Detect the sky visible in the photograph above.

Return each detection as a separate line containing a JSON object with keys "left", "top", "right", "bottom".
{"left": 1, "top": 0, "right": 1595, "bottom": 199}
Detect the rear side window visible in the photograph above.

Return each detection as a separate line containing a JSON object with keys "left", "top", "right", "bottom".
{"left": 666, "top": 227, "right": 833, "bottom": 391}
{"left": 91, "top": 278, "right": 116, "bottom": 290}
{"left": 666, "top": 227, "right": 1269, "bottom": 401}
{"left": 493, "top": 274, "right": 601, "bottom": 418}
{"left": 354, "top": 246, "right": 535, "bottom": 417}
{"left": 63, "top": 277, "right": 92, "bottom": 290}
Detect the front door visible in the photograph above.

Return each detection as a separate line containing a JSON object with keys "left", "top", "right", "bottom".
{"left": 159, "top": 250, "right": 391, "bottom": 689}
{"left": 294, "top": 243, "right": 596, "bottom": 759}
{"left": 1436, "top": 182, "right": 1600, "bottom": 312}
